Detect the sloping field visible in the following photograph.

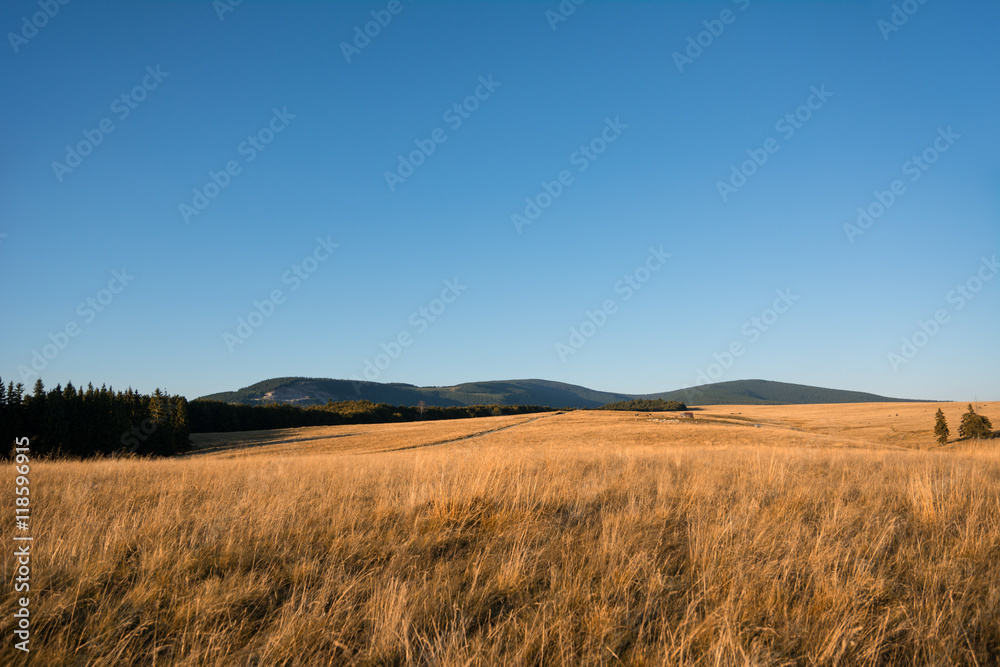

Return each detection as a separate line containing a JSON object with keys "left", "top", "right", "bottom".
{"left": 187, "top": 412, "right": 562, "bottom": 458}
{"left": 189, "top": 401, "right": 997, "bottom": 457}
{"left": 697, "top": 401, "right": 993, "bottom": 450}
{"left": 3, "top": 402, "right": 998, "bottom": 665}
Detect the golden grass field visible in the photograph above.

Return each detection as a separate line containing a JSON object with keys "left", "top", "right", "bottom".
{"left": 3, "top": 401, "right": 999, "bottom": 666}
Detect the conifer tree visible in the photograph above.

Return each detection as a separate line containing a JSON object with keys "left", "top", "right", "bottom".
{"left": 933, "top": 408, "right": 949, "bottom": 445}
{"left": 170, "top": 396, "right": 191, "bottom": 453}
{"left": 150, "top": 389, "right": 168, "bottom": 426}
{"left": 25, "top": 379, "right": 47, "bottom": 439}
{"left": 959, "top": 404, "right": 993, "bottom": 440}
{"left": 0, "top": 377, "right": 7, "bottom": 451}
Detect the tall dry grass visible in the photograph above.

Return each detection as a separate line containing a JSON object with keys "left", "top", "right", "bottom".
{"left": 3, "top": 416, "right": 1000, "bottom": 665}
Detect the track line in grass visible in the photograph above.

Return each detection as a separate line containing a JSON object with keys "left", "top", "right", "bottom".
{"left": 369, "top": 412, "right": 564, "bottom": 454}
{"left": 186, "top": 431, "right": 363, "bottom": 457}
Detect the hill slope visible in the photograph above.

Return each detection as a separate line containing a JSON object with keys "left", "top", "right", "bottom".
{"left": 198, "top": 377, "right": 631, "bottom": 408}
{"left": 641, "top": 379, "right": 924, "bottom": 406}
{"left": 197, "top": 378, "right": 924, "bottom": 408}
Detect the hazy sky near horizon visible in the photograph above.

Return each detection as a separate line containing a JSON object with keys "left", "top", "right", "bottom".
{"left": 2, "top": 0, "right": 998, "bottom": 401}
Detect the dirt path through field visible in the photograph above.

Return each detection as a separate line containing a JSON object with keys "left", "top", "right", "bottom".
{"left": 370, "top": 412, "right": 564, "bottom": 453}
{"left": 187, "top": 431, "right": 363, "bottom": 457}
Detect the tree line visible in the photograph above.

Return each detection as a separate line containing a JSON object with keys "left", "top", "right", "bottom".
{"left": 187, "top": 400, "right": 553, "bottom": 433}
{"left": 0, "top": 377, "right": 190, "bottom": 458}
{"left": 599, "top": 398, "right": 687, "bottom": 412}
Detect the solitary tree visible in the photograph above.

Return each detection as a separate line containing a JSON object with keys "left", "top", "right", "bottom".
{"left": 934, "top": 408, "right": 949, "bottom": 445}
{"left": 958, "top": 404, "right": 993, "bottom": 440}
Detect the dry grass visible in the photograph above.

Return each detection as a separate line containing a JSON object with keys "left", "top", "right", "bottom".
{"left": 696, "top": 401, "right": 997, "bottom": 450}
{"left": 3, "top": 402, "right": 999, "bottom": 665}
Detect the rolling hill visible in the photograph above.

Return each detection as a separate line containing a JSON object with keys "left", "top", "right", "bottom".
{"left": 197, "top": 377, "right": 926, "bottom": 408}
{"left": 638, "top": 379, "right": 927, "bottom": 406}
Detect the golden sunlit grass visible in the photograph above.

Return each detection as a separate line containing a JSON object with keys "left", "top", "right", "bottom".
{"left": 3, "top": 402, "right": 999, "bottom": 665}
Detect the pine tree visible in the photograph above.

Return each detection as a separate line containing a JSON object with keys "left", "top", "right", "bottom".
{"left": 170, "top": 396, "right": 191, "bottom": 453}
{"left": 150, "top": 389, "right": 169, "bottom": 426}
{"left": 47, "top": 385, "right": 67, "bottom": 456}
{"left": 7, "top": 382, "right": 22, "bottom": 406}
{"left": 25, "top": 379, "right": 47, "bottom": 436}
{"left": 959, "top": 404, "right": 993, "bottom": 440}
{"left": 933, "top": 408, "right": 949, "bottom": 445}
{"left": 142, "top": 389, "right": 169, "bottom": 455}
{"left": 0, "top": 377, "right": 7, "bottom": 452}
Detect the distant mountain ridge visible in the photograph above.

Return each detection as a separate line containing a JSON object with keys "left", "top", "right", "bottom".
{"left": 197, "top": 377, "right": 927, "bottom": 408}
{"left": 636, "top": 380, "right": 927, "bottom": 406}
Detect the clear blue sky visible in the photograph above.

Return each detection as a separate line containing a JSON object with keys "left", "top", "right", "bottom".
{"left": 2, "top": 0, "right": 997, "bottom": 401}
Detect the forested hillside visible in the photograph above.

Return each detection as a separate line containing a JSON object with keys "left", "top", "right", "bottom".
{"left": 199, "top": 377, "right": 630, "bottom": 408}
{"left": 203, "top": 377, "right": 924, "bottom": 408}
{"left": 643, "top": 379, "right": 924, "bottom": 405}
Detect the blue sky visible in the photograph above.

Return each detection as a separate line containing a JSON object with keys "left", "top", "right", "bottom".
{"left": 2, "top": 0, "right": 997, "bottom": 402}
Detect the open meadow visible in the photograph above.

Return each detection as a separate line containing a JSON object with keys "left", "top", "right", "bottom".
{"left": 3, "top": 401, "right": 999, "bottom": 666}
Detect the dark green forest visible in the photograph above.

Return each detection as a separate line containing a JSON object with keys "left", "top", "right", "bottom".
{"left": 600, "top": 398, "right": 687, "bottom": 412}
{"left": 0, "top": 377, "right": 190, "bottom": 458}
